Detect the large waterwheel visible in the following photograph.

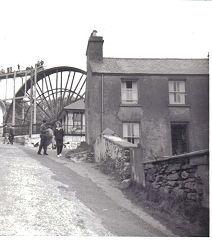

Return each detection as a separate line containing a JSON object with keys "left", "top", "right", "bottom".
{"left": 5, "top": 66, "right": 86, "bottom": 127}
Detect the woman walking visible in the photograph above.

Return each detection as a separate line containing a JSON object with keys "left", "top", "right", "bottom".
{"left": 54, "top": 121, "right": 64, "bottom": 157}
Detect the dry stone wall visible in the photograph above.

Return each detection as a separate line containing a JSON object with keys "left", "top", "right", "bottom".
{"left": 143, "top": 150, "right": 209, "bottom": 208}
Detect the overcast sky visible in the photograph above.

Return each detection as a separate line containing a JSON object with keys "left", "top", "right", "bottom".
{"left": 0, "top": 0, "right": 211, "bottom": 72}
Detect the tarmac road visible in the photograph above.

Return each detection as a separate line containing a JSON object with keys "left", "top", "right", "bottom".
{"left": 0, "top": 143, "right": 176, "bottom": 237}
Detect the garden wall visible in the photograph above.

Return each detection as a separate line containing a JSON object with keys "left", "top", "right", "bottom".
{"left": 143, "top": 149, "right": 209, "bottom": 208}
{"left": 94, "top": 133, "right": 137, "bottom": 181}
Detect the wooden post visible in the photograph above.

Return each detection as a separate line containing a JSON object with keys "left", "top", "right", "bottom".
{"left": 5, "top": 74, "right": 8, "bottom": 100}
{"left": 66, "top": 111, "right": 68, "bottom": 134}
{"left": 29, "top": 71, "right": 33, "bottom": 137}
{"left": 12, "top": 71, "right": 16, "bottom": 126}
{"left": 32, "top": 66, "right": 37, "bottom": 134}
{"left": 22, "top": 100, "right": 24, "bottom": 123}
{"left": 21, "top": 76, "right": 24, "bottom": 123}
{"left": 33, "top": 66, "right": 37, "bottom": 125}
{"left": 24, "top": 71, "right": 27, "bottom": 95}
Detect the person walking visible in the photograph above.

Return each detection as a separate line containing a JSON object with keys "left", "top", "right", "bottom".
{"left": 8, "top": 125, "right": 15, "bottom": 144}
{"left": 37, "top": 119, "right": 48, "bottom": 155}
{"left": 54, "top": 121, "right": 64, "bottom": 157}
{"left": 3, "top": 124, "right": 9, "bottom": 144}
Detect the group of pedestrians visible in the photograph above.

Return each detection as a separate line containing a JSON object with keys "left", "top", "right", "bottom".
{"left": 37, "top": 119, "right": 64, "bottom": 157}
{"left": 2, "top": 119, "right": 64, "bottom": 157}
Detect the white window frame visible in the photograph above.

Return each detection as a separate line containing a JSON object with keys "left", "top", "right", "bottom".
{"left": 73, "top": 112, "right": 83, "bottom": 129}
{"left": 121, "top": 80, "right": 138, "bottom": 104}
{"left": 123, "top": 122, "right": 140, "bottom": 145}
{"left": 169, "top": 80, "right": 186, "bottom": 105}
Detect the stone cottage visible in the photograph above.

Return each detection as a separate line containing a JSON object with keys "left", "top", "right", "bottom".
{"left": 85, "top": 32, "right": 209, "bottom": 162}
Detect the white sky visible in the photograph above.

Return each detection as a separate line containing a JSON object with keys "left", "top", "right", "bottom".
{"left": 0, "top": 0, "right": 212, "bottom": 72}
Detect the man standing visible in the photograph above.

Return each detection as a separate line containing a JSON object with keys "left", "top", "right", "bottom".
{"left": 37, "top": 119, "right": 48, "bottom": 155}
{"left": 3, "top": 124, "right": 9, "bottom": 144}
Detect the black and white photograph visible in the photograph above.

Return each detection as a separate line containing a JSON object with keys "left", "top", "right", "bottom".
{"left": 0, "top": 0, "right": 210, "bottom": 238}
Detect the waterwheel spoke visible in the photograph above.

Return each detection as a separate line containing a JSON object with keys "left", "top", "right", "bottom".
{"left": 55, "top": 69, "right": 58, "bottom": 113}
{"left": 43, "top": 72, "right": 55, "bottom": 116}
{"left": 24, "top": 91, "right": 52, "bottom": 121}
{"left": 36, "top": 101, "right": 52, "bottom": 119}
{"left": 48, "top": 75, "right": 57, "bottom": 113}
{"left": 35, "top": 80, "right": 53, "bottom": 117}
{"left": 74, "top": 78, "right": 86, "bottom": 102}
{"left": 68, "top": 73, "right": 84, "bottom": 104}
{"left": 23, "top": 105, "right": 30, "bottom": 123}
{"left": 66, "top": 71, "right": 75, "bottom": 104}
{"left": 60, "top": 71, "right": 63, "bottom": 99}
{"left": 62, "top": 71, "right": 71, "bottom": 102}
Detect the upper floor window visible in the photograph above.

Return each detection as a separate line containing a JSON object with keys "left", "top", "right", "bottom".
{"left": 123, "top": 122, "right": 140, "bottom": 145}
{"left": 169, "top": 80, "right": 186, "bottom": 104}
{"left": 121, "top": 80, "right": 138, "bottom": 104}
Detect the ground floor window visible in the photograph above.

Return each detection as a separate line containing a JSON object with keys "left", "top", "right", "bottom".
{"left": 61, "top": 111, "right": 85, "bottom": 135}
{"left": 123, "top": 122, "right": 140, "bottom": 145}
{"left": 171, "top": 123, "right": 188, "bottom": 155}
{"left": 73, "top": 112, "right": 83, "bottom": 130}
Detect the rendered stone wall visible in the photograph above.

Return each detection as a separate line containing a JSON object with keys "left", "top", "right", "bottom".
{"left": 143, "top": 150, "right": 209, "bottom": 208}
{"left": 94, "top": 134, "right": 137, "bottom": 181}
{"left": 86, "top": 68, "right": 209, "bottom": 160}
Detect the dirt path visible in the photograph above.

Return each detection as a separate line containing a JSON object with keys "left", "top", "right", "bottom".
{"left": 20, "top": 145, "right": 176, "bottom": 237}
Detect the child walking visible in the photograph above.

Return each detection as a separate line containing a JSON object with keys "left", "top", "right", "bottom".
{"left": 54, "top": 121, "right": 64, "bottom": 157}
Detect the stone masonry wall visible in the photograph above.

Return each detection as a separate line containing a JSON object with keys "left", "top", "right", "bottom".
{"left": 143, "top": 150, "right": 209, "bottom": 208}
{"left": 100, "top": 139, "right": 131, "bottom": 181}
{"left": 94, "top": 134, "right": 137, "bottom": 181}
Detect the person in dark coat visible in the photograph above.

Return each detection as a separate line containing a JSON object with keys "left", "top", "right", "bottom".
{"left": 54, "top": 121, "right": 64, "bottom": 157}
{"left": 3, "top": 124, "right": 9, "bottom": 144}
{"left": 37, "top": 119, "right": 48, "bottom": 155}
{"left": 8, "top": 125, "right": 15, "bottom": 144}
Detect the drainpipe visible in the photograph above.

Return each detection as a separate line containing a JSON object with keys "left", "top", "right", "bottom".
{"left": 101, "top": 74, "right": 104, "bottom": 133}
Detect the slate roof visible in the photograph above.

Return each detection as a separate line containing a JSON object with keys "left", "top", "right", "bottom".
{"left": 64, "top": 99, "right": 85, "bottom": 110}
{"left": 89, "top": 57, "right": 209, "bottom": 75}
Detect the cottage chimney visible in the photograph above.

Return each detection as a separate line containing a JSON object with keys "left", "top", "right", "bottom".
{"left": 86, "top": 30, "right": 104, "bottom": 61}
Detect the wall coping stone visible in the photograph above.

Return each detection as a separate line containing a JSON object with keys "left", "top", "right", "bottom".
{"left": 103, "top": 135, "right": 138, "bottom": 148}
{"left": 143, "top": 149, "right": 209, "bottom": 164}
